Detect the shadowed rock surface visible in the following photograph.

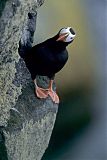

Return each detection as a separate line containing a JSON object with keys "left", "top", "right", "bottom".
{"left": 0, "top": 0, "right": 58, "bottom": 159}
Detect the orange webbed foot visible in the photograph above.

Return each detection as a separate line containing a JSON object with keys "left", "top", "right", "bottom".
{"left": 48, "top": 90, "right": 59, "bottom": 104}
{"left": 35, "top": 87, "right": 48, "bottom": 99}
{"left": 34, "top": 79, "right": 48, "bottom": 99}
{"left": 34, "top": 79, "right": 60, "bottom": 104}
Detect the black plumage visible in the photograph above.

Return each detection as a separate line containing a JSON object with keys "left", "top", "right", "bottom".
{"left": 21, "top": 35, "right": 70, "bottom": 80}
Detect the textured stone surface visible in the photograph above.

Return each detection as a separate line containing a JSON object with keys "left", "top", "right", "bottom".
{"left": 0, "top": 0, "right": 45, "bottom": 127}
{"left": 0, "top": 0, "right": 58, "bottom": 159}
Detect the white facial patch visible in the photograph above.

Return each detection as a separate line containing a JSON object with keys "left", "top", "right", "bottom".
{"left": 59, "top": 27, "right": 76, "bottom": 42}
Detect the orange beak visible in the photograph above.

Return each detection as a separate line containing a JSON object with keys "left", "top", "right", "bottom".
{"left": 56, "top": 33, "right": 69, "bottom": 41}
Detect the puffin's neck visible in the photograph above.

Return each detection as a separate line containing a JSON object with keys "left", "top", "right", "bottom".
{"left": 54, "top": 41, "right": 67, "bottom": 51}
{"left": 50, "top": 35, "right": 68, "bottom": 52}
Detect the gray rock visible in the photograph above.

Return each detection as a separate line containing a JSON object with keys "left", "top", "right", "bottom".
{"left": 0, "top": 0, "right": 58, "bottom": 159}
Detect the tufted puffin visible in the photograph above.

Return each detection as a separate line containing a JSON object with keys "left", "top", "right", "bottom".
{"left": 20, "top": 27, "right": 76, "bottom": 104}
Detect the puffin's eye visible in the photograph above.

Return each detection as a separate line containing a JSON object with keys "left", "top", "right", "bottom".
{"left": 70, "top": 28, "right": 75, "bottom": 35}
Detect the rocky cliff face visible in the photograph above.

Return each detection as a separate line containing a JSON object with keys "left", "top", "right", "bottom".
{"left": 0, "top": 0, "right": 58, "bottom": 159}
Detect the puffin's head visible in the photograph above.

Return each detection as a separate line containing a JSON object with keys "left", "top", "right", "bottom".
{"left": 57, "top": 27, "right": 76, "bottom": 43}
